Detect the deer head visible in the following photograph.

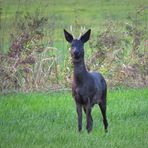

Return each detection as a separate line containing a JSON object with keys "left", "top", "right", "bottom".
{"left": 64, "top": 29, "right": 91, "bottom": 63}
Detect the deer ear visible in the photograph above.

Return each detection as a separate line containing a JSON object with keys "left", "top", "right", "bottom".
{"left": 64, "top": 29, "right": 73, "bottom": 43}
{"left": 80, "top": 29, "right": 91, "bottom": 43}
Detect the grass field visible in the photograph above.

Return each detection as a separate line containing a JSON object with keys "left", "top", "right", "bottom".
{"left": 0, "top": 88, "right": 148, "bottom": 148}
{"left": 1, "top": 0, "right": 148, "bottom": 51}
{"left": 1, "top": 0, "right": 147, "bottom": 24}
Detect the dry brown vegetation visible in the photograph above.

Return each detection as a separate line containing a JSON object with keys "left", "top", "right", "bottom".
{"left": 0, "top": 9, "right": 147, "bottom": 92}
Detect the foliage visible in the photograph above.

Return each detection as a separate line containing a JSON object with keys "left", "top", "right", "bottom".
{"left": 0, "top": 10, "right": 60, "bottom": 92}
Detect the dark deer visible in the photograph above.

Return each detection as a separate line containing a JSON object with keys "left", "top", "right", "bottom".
{"left": 64, "top": 29, "right": 108, "bottom": 133}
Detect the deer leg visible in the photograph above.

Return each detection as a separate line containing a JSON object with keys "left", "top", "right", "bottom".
{"left": 85, "top": 102, "right": 93, "bottom": 133}
{"left": 76, "top": 103, "right": 82, "bottom": 132}
{"left": 99, "top": 101, "right": 108, "bottom": 132}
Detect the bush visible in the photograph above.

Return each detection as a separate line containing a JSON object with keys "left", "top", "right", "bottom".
{"left": 86, "top": 8, "right": 147, "bottom": 88}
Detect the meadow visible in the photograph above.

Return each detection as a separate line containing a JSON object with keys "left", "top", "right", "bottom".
{"left": 0, "top": 88, "right": 148, "bottom": 148}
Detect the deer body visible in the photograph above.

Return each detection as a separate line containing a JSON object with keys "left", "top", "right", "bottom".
{"left": 73, "top": 64, "right": 105, "bottom": 106}
{"left": 64, "top": 29, "right": 108, "bottom": 133}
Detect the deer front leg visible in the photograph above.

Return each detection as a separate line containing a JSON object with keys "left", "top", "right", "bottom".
{"left": 85, "top": 99, "right": 93, "bottom": 133}
{"left": 76, "top": 103, "right": 82, "bottom": 132}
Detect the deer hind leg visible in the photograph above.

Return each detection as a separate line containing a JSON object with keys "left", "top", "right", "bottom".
{"left": 98, "top": 98, "right": 108, "bottom": 132}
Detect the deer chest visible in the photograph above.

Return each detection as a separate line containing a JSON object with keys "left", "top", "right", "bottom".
{"left": 72, "top": 85, "right": 96, "bottom": 104}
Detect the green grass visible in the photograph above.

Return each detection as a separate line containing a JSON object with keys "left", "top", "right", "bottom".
{"left": 1, "top": 0, "right": 148, "bottom": 51}
{"left": 0, "top": 88, "right": 148, "bottom": 148}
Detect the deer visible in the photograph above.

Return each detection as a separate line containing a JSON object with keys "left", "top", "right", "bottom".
{"left": 64, "top": 29, "right": 108, "bottom": 133}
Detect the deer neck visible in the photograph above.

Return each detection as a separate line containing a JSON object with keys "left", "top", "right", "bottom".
{"left": 73, "top": 59, "right": 88, "bottom": 83}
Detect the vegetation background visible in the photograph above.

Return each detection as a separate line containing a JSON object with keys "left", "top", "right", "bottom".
{"left": 0, "top": 0, "right": 148, "bottom": 92}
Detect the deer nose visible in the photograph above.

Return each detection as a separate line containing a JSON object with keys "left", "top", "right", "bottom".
{"left": 73, "top": 49, "right": 80, "bottom": 56}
